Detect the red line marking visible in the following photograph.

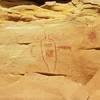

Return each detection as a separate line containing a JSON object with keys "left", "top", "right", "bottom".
{"left": 88, "top": 31, "right": 96, "bottom": 42}
{"left": 41, "top": 39, "right": 50, "bottom": 71}
{"left": 57, "top": 45, "right": 71, "bottom": 49}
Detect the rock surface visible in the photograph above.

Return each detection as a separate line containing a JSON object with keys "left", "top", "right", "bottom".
{"left": 0, "top": 73, "right": 87, "bottom": 100}
{"left": 0, "top": 0, "right": 100, "bottom": 100}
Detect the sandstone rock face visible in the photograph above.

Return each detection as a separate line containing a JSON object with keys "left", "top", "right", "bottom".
{"left": 86, "top": 70, "right": 100, "bottom": 94}
{"left": 89, "top": 90, "right": 100, "bottom": 100}
{"left": 0, "top": 73, "right": 86, "bottom": 100}
{"left": 81, "top": 0, "right": 100, "bottom": 5}
{"left": 1, "top": 17, "right": 100, "bottom": 82}
{"left": 0, "top": 0, "right": 36, "bottom": 7}
{"left": 0, "top": 0, "right": 100, "bottom": 100}
{"left": 0, "top": 20, "right": 100, "bottom": 84}
{"left": 73, "top": 0, "right": 100, "bottom": 5}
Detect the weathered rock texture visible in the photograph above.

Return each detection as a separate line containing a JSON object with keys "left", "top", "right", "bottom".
{"left": 0, "top": 0, "right": 100, "bottom": 100}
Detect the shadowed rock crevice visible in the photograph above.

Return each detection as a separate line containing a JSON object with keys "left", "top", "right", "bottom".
{"left": 17, "top": 43, "right": 31, "bottom": 45}
{"left": 31, "top": 0, "right": 72, "bottom": 5}
{"left": 0, "top": 0, "right": 72, "bottom": 7}
{"left": 35, "top": 72, "right": 67, "bottom": 76}
{"left": 80, "top": 47, "right": 100, "bottom": 50}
